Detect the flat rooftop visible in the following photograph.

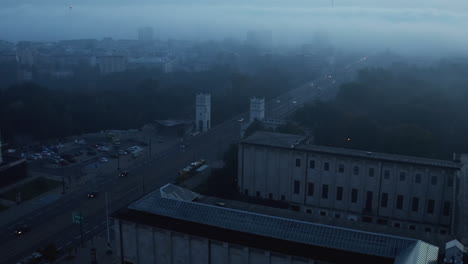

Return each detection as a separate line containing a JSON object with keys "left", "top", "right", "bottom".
{"left": 115, "top": 184, "right": 438, "bottom": 263}
{"left": 242, "top": 131, "right": 462, "bottom": 169}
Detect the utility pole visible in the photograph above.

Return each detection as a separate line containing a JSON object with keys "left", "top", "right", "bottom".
{"left": 105, "top": 192, "right": 110, "bottom": 247}
{"left": 62, "top": 175, "right": 66, "bottom": 194}
{"left": 79, "top": 207, "right": 85, "bottom": 248}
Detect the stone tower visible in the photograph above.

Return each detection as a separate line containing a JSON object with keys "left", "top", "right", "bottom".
{"left": 195, "top": 93, "right": 211, "bottom": 133}
{"left": 249, "top": 97, "right": 265, "bottom": 123}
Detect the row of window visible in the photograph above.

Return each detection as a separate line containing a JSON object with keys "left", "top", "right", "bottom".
{"left": 291, "top": 181, "right": 451, "bottom": 216}
{"left": 303, "top": 208, "right": 448, "bottom": 235}
{"left": 294, "top": 158, "right": 454, "bottom": 187}
{"left": 306, "top": 209, "right": 447, "bottom": 235}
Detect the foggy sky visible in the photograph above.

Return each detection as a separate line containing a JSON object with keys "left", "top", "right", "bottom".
{"left": 1, "top": 0, "right": 468, "bottom": 56}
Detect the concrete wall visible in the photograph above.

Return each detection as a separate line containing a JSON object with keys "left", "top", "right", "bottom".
{"left": 114, "top": 219, "right": 316, "bottom": 264}
{"left": 239, "top": 144, "right": 458, "bottom": 238}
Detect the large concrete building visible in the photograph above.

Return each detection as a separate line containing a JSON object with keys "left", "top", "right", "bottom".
{"left": 195, "top": 93, "right": 211, "bottom": 133}
{"left": 97, "top": 55, "right": 127, "bottom": 75}
{"left": 238, "top": 132, "right": 468, "bottom": 246}
{"left": 138, "top": 27, "right": 154, "bottom": 43}
{"left": 113, "top": 184, "right": 439, "bottom": 264}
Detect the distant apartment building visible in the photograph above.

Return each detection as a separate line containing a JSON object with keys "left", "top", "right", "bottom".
{"left": 97, "top": 55, "right": 127, "bottom": 75}
{"left": 113, "top": 184, "right": 439, "bottom": 264}
{"left": 246, "top": 30, "right": 273, "bottom": 49}
{"left": 138, "top": 27, "right": 154, "bottom": 43}
{"left": 238, "top": 132, "right": 468, "bottom": 246}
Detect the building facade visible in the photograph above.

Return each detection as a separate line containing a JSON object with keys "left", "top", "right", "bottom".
{"left": 113, "top": 184, "right": 439, "bottom": 264}
{"left": 195, "top": 93, "right": 211, "bottom": 133}
{"left": 238, "top": 132, "right": 468, "bottom": 245}
{"left": 138, "top": 27, "right": 154, "bottom": 43}
{"left": 98, "top": 55, "right": 127, "bottom": 75}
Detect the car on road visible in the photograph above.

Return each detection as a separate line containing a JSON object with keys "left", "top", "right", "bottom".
{"left": 119, "top": 170, "right": 129, "bottom": 177}
{"left": 99, "top": 157, "right": 109, "bottom": 163}
{"left": 276, "top": 99, "right": 281, "bottom": 103}
{"left": 7, "top": 148, "right": 16, "bottom": 153}
{"left": 237, "top": 118, "right": 244, "bottom": 122}
{"left": 118, "top": 150, "right": 128, "bottom": 155}
{"left": 292, "top": 100, "right": 297, "bottom": 104}
{"left": 14, "top": 225, "right": 30, "bottom": 236}
{"left": 87, "top": 191, "right": 98, "bottom": 199}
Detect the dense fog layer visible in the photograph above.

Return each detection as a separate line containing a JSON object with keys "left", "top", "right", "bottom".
{"left": 1, "top": 1, "right": 468, "bottom": 56}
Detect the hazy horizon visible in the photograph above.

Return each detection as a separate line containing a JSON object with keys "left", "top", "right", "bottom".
{"left": 1, "top": 0, "right": 468, "bottom": 56}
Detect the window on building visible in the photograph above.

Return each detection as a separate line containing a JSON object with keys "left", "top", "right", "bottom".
{"left": 351, "top": 189, "right": 358, "bottom": 203}
{"left": 307, "top": 183, "right": 314, "bottom": 197}
{"left": 393, "top": 222, "right": 401, "bottom": 228}
{"left": 338, "top": 164, "right": 345, "bottom": 173}
{"left": 365, "top": 191, "right": 373, "bottom": 211}
{"left": 396, "top": 195, "right": 404, "bottom": 210}
{"left": 412, "top": 197, "right": 419, "bottom": 212}
{"left": 320, "top": 211, "right": 327, "bottom": 216}
{"left": 244, "top": 189, "right": 249, "bottom": 195}
{"left": 324, "top": 162, "right": 330, "bottom": 171}
{"left": 424, "top": 227, "right": 432, "bottom": 233}
{"left": 322, "top": 184, "right": 329, "bottom": 199}
{"left": 295, "top": 158, "right": 301, "bottom": 167}
{"left": 368, "top": 168, "right": 375, "bottom": 177}
{"left": 334, "top": 213, "right": 341, "bottom": 218}
{"left": 256, "top": 191, "right": 260, "bottom": 198}
{"left": 399, "top": 171, "right": 406, "bottom": 181}
{"left": 384, "top": 170, "right": 390, "bottom": 179}
{"left": 336, "top": 187, "right": 343, "bottom": 201}
{"left": 415, "top": 173, "right": 422, "bottom": 183}
{"left": 309, "top": 160, "right": 315, "bottom": 169}
{"left": 431, "top": 176, "right": 437, "bottom": 186}
{"left": 440, "top": 229, "right": 447, "bottom": 235}
{"left": 443, "top": 201, "right": 451, "bottom": 217}
{"left": 294, "top": 181, "right": 300, "bottom": 194}
{"left": 353, "top": 166, "right": 359, "bottom": 175}
{"left": 281, "top": 195, "right": 285, "bottom": 201}
{"left": 377, "top": 219, "right": 388, "bottom": 225}
{"left": 381, "top": 193, "right": 388, "bottom": 208}
{"left": 306, "top": 209, "right": 312, "bottom": 214}
{"left": 447, "top": 175, "right": 454, "bottom": 187}
{"left": 409, "top": 225, "right": 416, "bottom": 231}
{"left": 268, "top": 193, "right": 273, "bottom": 200}
{"left": 427, "top": 199, "right": 435, "bottom": 214}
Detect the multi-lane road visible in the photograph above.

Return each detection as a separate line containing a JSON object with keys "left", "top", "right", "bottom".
{"left": 0, "top": 59, "right": 366, "bottom": 264}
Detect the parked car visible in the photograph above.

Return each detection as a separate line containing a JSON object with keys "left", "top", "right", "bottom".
{"left": 119, "top": 171, "right": 129, "bottom": 177}
{"left": 99, "top": 157, "right": 109, "bottom": 163}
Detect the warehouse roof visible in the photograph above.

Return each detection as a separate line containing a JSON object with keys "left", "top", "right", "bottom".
{"left": 242, "top": 131, "right": 461, "bottom": 169}
{"left": 124, "top": 186, "right": 438, "bottom": 261}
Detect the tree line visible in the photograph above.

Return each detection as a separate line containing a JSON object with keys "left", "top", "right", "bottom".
{"left": 294, "top": 61, "right": 468, "bottom": 159}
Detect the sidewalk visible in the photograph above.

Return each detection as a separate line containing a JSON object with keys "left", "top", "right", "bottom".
{"left": 56, "top": 234, "right": 118, "bottom": 264}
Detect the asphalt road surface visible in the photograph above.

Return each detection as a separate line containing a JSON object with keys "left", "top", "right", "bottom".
{"left": 0, "top": 58, "right": 368, "bottom": 264}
